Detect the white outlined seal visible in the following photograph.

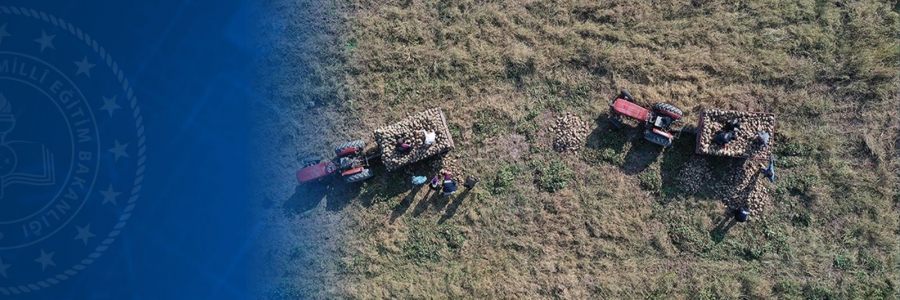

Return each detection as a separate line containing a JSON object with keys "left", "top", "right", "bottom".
{"left": 0, "top": 6, "right": 145, "bottom": 294}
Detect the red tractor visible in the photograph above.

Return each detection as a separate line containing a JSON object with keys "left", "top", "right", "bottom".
{"left": 296, "top": 140, "right": 380, "bottom": 184}
{"left": 608, "top": 89, "right": 683, "bottom": 147}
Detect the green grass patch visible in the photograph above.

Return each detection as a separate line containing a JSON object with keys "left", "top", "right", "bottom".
{"left": 473, "top": 108, "right": 514, "bottom": 140}
{"left": 491, "top": 163, "right": 523, "bottom": 196}
{"left": 639, "top": 168, "right": 663, "bottom": 192}
{"left": 772, "top": 279, "right": 802, "bottom": 297}
{"left": 403, "top": 225, "right": 442, "bottom": 264}
{"left": 402, "top": 222, "right": 467, "bottom": 265}
{"left": 531, "top": 159, "right": 574, "bottom": 193}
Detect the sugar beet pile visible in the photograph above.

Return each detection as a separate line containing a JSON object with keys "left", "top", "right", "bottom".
{"left": 426, "top": 155, "right": 462, "bottom": 178}
{"left": 715, "top": 161, "right": 772, "bottom": 220}
{"left": 677, "top": 157, "right": 713, "bottom": 194}
{"left": 551, "top": 113, "right": 588, "bottom": 152}
{"left": 374, "top": 107, "right": 455, "bottom": 171}
{"left": 698, "top": 109, "right": 775, "bottom": 159}
{"left": 678, "top": 156, "right": 773, "bottom": 220}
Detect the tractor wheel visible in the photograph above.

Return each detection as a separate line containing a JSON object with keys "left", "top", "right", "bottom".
{"left": 620, "top": 89, "right": 635, "bottom": 102}
{"left": 334, "top": 140, "right": 366, "bottom": 157}
{"left": 652, "top": 102, "right": 683, "bottom": 120}
{"left": 344, "top": 168, "right": 374, "bottom": 183}
{"left": 301, "top": 156, "right": 322, "bottom": 167}
{"left": 644, "top": 130, "right": 673, "bottom": 147}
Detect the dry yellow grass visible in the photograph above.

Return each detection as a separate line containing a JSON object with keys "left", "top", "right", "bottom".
{"left": 256, "top": 0, "right": 899, "bottom": 298}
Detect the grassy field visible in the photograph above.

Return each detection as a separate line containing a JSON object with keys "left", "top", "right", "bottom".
{"left": 256, "top": 0, "right": 899, "bottom": 298}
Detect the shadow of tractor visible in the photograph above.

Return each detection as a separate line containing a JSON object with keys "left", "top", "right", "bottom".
{"left": 283, "top": 174, "right": 366, "bottom": 215}
{"left": 585, "top": 113, "right": 662, "bottom": 175}
{"left": 282, "top": 184, "right": 327, "bottom": 215}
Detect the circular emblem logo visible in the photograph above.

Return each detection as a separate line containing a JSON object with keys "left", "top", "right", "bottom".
{"left": 0, "top": 6, "right": 145, "bottom": 294}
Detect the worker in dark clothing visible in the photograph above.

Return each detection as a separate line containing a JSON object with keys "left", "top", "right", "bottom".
{"left": 736, "top": 206, "right": 750, "bottom": 222}
{"left": 761, "top": 155, "right": 775, "bottom": 183}
{"left": 724, "top": 118, "right": 741, "bottom": 133}
{"left": 713, "top": 131, "right": 735, "bottom": 147}
{"left": 463, "top": 176, "right": 479, "bottom": 189}
{"left": 442, "top": 173, "right": 458, "bottom": 196}
{"left": 713, "top": 119, "right": 741, "bottom": 147}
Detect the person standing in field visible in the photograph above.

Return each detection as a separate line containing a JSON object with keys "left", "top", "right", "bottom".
{"left": 421, "top": 130, "right": 436, "bottom": 147}
{"left": 442, "top": 173, "right": 458, "bottom": 196}
{"left": 761, "top": 155, "right": 775, "bottom": 183}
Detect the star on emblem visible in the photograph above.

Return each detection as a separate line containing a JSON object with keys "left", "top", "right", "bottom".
{"left": 0, "top": 257, "right": 10, "bottom": 278}
{"left": 74, "top": 224, "right": 97, "bottom": 245}
{"left": 74, "top": 56, "right": 96, "bottom": 77}
{"left": 34, "top": 249, "right": 55, "bottom": 271}
{"left": 34, "top": 30, "right": 55, "bottom": 52}
{"left": 100, "top": 95, "right": 121, "bottom": 116}
{"left": 108, "top": 140, "right": 129, "bottom": 161}
{"left": 100, "top": 185, "right": 121, "bottom": 206}
{"left": 0, "top": 24, "right": 10, "bottom": 46}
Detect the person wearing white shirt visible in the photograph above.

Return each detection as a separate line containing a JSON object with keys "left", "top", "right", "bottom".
{"left": 421, "top": 130, "right": 436, "bottom": 146}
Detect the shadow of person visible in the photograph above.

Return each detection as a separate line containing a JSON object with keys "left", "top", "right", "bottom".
{"left": 731, "top": 167, "right": 764, "bottom": 204}
{"left": 390, "top": 184, "right": 424, "bottom": 223}
{"left": 283, "top": 183, "right": 328, "bottom": 215}
{"left": 412, "top": 187, "right": 439, "bottom": 217}
{"left": 711, "top": 212, "right": 739, "bottom": 243}
{"left": 430, "top": 188, "right": 453, "bottom": 212}
{"left": 438, "top": 188, "right": 473, "bottom": 224}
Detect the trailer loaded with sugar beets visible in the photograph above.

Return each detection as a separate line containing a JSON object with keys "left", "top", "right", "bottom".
{"left": 695, "top": 108, "right": 776, "bottom": 160}
{"left": 296, "top": 107, "right": 455, "bottom": 184}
